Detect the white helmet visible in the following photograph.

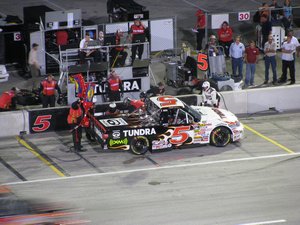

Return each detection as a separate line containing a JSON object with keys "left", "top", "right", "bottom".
{"left": 109, "top": 102, "right": 116, "bottom": 109}
{"left": 202, "top": 81, "right": 210, "bottom": 90}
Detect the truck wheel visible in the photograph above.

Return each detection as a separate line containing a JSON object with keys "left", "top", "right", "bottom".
{"left": 210, "top": 127, "right": 231, "bottom": 147}
{"left": 130, "top": 136, "right": 150, "bottom": 155}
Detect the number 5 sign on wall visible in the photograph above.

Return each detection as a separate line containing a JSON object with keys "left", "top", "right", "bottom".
{"left": 197, "top": 53, "right": 208, "bottom": 71}
{"left": 32, "top": 115, "right": 52, "bottom": 132}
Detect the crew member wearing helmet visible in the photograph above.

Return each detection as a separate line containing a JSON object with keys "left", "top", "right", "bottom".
{"left": 106, "top": 102, "right": 120, "bottom": 116}
{"left": 107, "top": 70, "right": 123, "bottom": 101}
{"left": 202, "top": 81, "right": 221, "bottom": 108}
{"left": 0, "top": 87, "right": 18, "bottom": 111}
{"left": 67, "top": 100, "right": 84, "bottom": 152}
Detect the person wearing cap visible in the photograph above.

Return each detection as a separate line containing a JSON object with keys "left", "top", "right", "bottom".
{"left": 39, "top": 74, "right": 61, "bottom": 108}
{"left": 195, "top": 9, "right": 206, "bottom": 51}
{"left": 28, "top": 43, "right": 40, "bottom": 77}
{"left": 107, "top": 70, "right": 123, "bottom": 101}
{"left": 0, "top": 87, "right": 18, "bottom": 111}
{"left": 129, "top": 19, "right": 146, "bottom": 64}
{"left": 205, "top": 35, "right": 221, "bottom": 57}
{"left": 67, "top": 100, "right": 84, "bottom": 152}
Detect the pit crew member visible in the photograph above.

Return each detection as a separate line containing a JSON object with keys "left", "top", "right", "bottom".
{"left": 202, "top": 81, "right": 221, "bottom": 108}
{"left": 0, "top": 87, "right": 18, "bottom": 111}
{"left": 39, "top": 74, "right": 61, "bottom": 108}
{"left": 107, "top": 70, "right": 123, "bottom": 101}
{"left": 67, "top": 100, "right": 85, "bottom": 152}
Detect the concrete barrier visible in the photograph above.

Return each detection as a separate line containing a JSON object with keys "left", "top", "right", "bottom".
{"left": 0, "top": 110, "right": 29, "bottom": 137}
{"left": 0, "top": 85, "right": 300, "bottom": 137}
{"left": 219, "top": 85, "right": 300, "bottom": 114}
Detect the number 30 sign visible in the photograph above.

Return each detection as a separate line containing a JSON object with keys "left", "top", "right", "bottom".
{"left": 238, "top": 12, "right": 250, "bottom": 21}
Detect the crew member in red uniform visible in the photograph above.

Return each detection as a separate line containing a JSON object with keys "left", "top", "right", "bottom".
{"left": 67, "top": 100, "right": 84, "bottom": 152}
{"left": 125, "top": 91, "right": 146, "bottom": 113}
{"left": 107, "top": 70, "right": 123, "bottom": 101}
{"left": 129, "top": 19, "right": 146, "bottom": 64}
{"left": 195, "top": 9, "right": 206, "bottom": 51}
{"left": 39, "top": 74, "right": 61, "bottom": 108}
{"left": 111, "top": 29, "right": 128, "bottom": 67}
{"left": 217, "top": 21, "right": 233, "bottom": 58}
{"left": 0, "top": 87, "right": 18, "bottom": 111}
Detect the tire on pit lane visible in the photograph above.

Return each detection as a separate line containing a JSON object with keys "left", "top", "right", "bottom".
{"left": 210, "top": 126, "right": 231, "bottom": 147}
{"left": 130, "top": 136, "right": 150, "bottom": 155}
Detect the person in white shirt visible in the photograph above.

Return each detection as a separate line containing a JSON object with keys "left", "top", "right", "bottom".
{"left": 229, "top": 35, "right": 245, "bottom": 80}
{"left": 79, "top": 33, "right": 101, "bottom": 64}
{"left": 28, "top": 43, "right": 40, "bottom": 77}
{"left": 278, "top": 35, "right": 296, "bottom": 85}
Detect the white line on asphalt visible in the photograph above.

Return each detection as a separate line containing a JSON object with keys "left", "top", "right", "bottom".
{"left": 238, "top": 219, "right": 286, "bottom": 225}
{"left": 3, "top": 152, "right": 300, "bottom": 186}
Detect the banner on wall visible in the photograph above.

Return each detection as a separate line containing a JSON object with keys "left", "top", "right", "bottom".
{"left": 28, "top": 107, "right": 69, "bottom": 133}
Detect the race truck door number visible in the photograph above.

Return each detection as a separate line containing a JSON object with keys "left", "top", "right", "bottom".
{"left": 170, "top": 126, "right": 191, "bottom": 145}
{"left": 99, "top": 118, "right": 128, "bottom": 127}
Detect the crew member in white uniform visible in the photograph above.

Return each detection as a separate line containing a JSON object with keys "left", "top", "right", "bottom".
{"left": 202, "top": 81, "right": 221, "bottom": 108}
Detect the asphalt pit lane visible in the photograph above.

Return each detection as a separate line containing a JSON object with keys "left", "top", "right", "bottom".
{"left": 148, "top": 181, "right": 161, "bottom": 185}
{"left": 123, "top": 156, "right": 144, "bottom": 165}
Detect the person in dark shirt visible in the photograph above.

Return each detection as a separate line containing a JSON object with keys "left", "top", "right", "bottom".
{"left": 260, "top": 14, "right": 272, "bottom": 49}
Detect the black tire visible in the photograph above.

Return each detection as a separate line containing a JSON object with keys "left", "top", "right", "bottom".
{"left": 130, "top": 136, "right": 150, "bottom": 155}
{"left": 210, "top": 127, "right": 231, "bottom": 147}
{"left": 220, "top": 85, "right": 233, "bottom": 92}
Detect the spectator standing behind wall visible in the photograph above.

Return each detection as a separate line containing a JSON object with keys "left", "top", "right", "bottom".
{"left": 283, "top": 0, "right": 293, "bottom": 31}
{"left": 217, "top": 21, "right": 233, "bottom": 58}
{"left": 270, "top": 0, "right": 281, "bottom": 22}
{"left": 260, "top": 14, "right": 272, "bottom": 49}
{"left": 28, "top": 43, "right": 40, "bottom": 78}
{"left": 278, "top": 35, "right": 296, "bottom": 85}
{"left": 244, "top": 40, "right": 259, "bottom": 88}
{"left": 229, "top": 36, "right": 245, "bottom": 81}
{"left": 264, "top": 35, "right": 278, "bottom": 85}
{"left": 259, "top": 3, "right": 270, "bottom": 19}
{"left": 195, "top": 9, "right": 206, "bottom": 51}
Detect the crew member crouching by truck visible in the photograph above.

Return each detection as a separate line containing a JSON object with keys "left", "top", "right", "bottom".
{"left": 67, "top": 100, "right": 85, "bottom": 152}
{"left": 202, "top": 81, "right": 221, "bottom": 108}
{"left": 0, "top": 87, "right": 18, "bottom": 111}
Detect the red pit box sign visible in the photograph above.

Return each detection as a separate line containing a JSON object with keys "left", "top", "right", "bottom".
{"left": 238, "top": 12, "right": 250, "bottom": 21}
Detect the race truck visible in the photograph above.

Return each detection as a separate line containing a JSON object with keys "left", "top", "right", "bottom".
{"left": 88, "top": 95, "right": 243, "bottom": 155}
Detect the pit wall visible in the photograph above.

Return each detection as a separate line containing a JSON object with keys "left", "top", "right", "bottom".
{"left": 1, "top": 85, "right": 299, "bottom": 137}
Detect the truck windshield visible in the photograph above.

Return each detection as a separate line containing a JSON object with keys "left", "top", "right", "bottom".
{"left": 183, "top": 103, "right": 201, "bottom": 122}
